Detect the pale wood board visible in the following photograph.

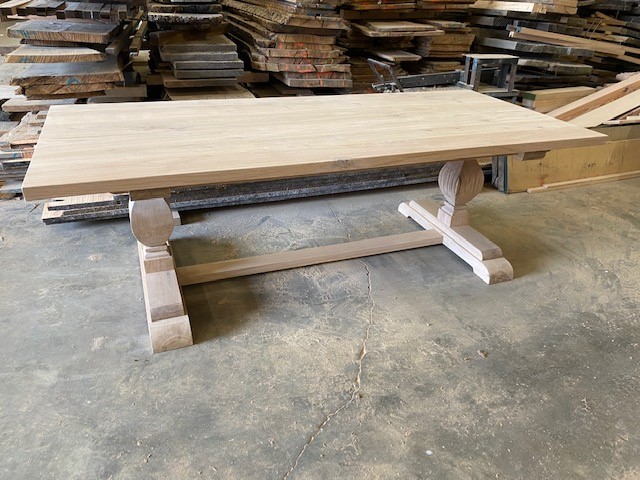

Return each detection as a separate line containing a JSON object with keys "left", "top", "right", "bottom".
{"left": 548, "top": 74, "right": 640, "bottom": 120}
{"left": 4, "top": 44, "right": 106, "bottom": 63}
{"left": 22, "top": 90, "right": 607, "bottom": 200}
{"left": 527, "top": 170, "right": 640, "bottom": 192}
{"left": 569, "top": 89, "right": 640, "bottom": 128}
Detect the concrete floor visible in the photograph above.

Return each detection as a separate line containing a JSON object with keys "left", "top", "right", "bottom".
{"left": 1, "top": 179, "right": 639, "bottom": 479}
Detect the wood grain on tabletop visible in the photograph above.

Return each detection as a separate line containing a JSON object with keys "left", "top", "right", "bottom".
{"left": 22, "top": 90, "right": 608, "bottom": 200}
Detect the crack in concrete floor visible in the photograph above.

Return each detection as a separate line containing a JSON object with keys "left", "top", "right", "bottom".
{"left": 282, "top": 261, "right": 375, "bottom": 480}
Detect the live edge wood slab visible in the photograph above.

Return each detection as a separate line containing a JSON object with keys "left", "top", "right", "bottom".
{"left": 22, "top": 91, "right": 607, "bottom": 353}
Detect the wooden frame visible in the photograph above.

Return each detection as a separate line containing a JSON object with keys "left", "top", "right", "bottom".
{"left": 133, "top": 158, "right": 513, "bottom": 352}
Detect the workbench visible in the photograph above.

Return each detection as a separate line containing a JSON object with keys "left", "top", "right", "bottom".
{"left": 22, "top": 90, "right": 607, "bottom": 353}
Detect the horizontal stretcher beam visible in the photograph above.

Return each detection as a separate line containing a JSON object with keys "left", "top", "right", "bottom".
{"left": 176, "top": 230, "right": 443, "bottom": 286}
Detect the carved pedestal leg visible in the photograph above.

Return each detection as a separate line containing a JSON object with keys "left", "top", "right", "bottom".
{"left": 398, "top": 159, "right": 514, "bottom": 285}
{"left": 129, "top": 190, "right": 193, "bottom": 352}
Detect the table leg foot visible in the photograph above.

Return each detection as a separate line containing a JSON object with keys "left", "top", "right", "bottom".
{"left": 130, "top": 191, "right": 193, "bottom": 353}
{"left": 399, "top": 200, "right": 513, "bottom": 284}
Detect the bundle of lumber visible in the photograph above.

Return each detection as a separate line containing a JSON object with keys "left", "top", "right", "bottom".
{"left": 341, "top": 20, "right": 444, "bottom": 91}
{"left": 150, "top": 30, "right": 244, "bottom": 89}
{"left": 146, "top": 0, "right": 247, "bottom": 96}
{"left": 548, "top": 72, "right": 640, "bottom": 126}
{"left": 410, "top": 19, "right": 473, "bottom": 72}
{"left": 221, "top": 0, "right": 352, "bottom": 89}
{"left": 0, "top": 110, "right": 44, "bottom": 195}
{"left": 0, "top": 0, "right": 138, "bottom": 21}
{"left": 39, "top": 163, "right": 446, "bottom": 223}
{"left": 468, "top": 12, "right": 597, "bottom": 90}
{"left": 350, "top": 55, "right": 408, "bottom": 92}
{"left": 0, "top": 15, "right": 145, "bottom": 100}
{"left": 147, "top": 0, "right": 224, "bottom": 29}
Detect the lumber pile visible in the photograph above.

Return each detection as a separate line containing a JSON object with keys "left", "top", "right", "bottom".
{"left": 40, "top": 163, "right": 447, "bottom": 223}
{"left": 0, "top": 110, "right": 44, "bottom": 193}
{"left": 0, "top": 14, "right": 146, "bottom": 100}
{"left": 344, "top": 20, "right": 443, "bottom": 90}
{"left": 409, "top": 19, "right": 474, "bottom": 73}
{"left": 548, "top": 72, "right": 640, "bottom": 126}
{"left": 468, "top": 8, "right": 597, "bottom": 90}
{"left": 150, "top": 29, "right": 244, "bottom": 90}
{"left": 147, "top": 0, "right": 248, "bottom": 96}
{"left": 221, "top": 0, "right": 352, "bottom": 90}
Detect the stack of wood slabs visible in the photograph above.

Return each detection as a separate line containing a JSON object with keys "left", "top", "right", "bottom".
{"left": 147, "top": 0, "right": 224, "bottom": 30}
{"left": 151, "top": 30, "right": 244, "bottom": 89}
{"left": 573, "top": 11, "right": 640, "bottom": 82}
{"left": 0, "top": 0, "right": 63, "bottom": 18}
{"left": 548, "top": 73, "right": 640, "bottom": 126}
{"left": 221, "top": 0, "right": 352, "bottom": 89}
{"left": 40, "top": 162, "right": 447, "bottom": 223}
{"left": 55, "top": 2, "right": 137, "bottom": 22}
{"left": 0, "top": 111, "right": 45, "bottom": 193}
{"left": 407, "top": 19, "right": 473, "bottom": 73}
{"left": 350, "top": 20, "right": 444, "bottom": 38}
{"left": 350, "top": 55, "right": 408, "bottom": 92}
{"left": 468, "top": 12, "right": 597, "bottom": 90}
{"left": 341, "top": 20, "right": 443, "bottom": 91}
{"left": 0, "top": 19, "right": 132, "bottom": 100}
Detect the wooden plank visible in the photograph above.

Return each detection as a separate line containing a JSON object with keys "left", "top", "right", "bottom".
{"left": 10, "top": 58, "right": 123, "bottom": 87}
{"left": 7, "top": 19, "right": 120, "bottom": 44}
{"left": 569, "top": 89, "right": 640, "bottom": 128}
{"left": 352, "top": 22, "right": 445, "bottom": 37}
{"left": 521, "top": 86, "right": 595, "bottom": 113}
{"left": 4, "top": 44, "right": 106, "bottom": 63}
{"left": 176, "top": 230, "right": 444, "bottom": 286}
{"left": 2, "top": 96, "right": 77, "bottom": 112}
{"left": 549, "top": 74, "right": 640, "bottom": 120}
{"left": 22, "top": 90, "right": 607, "bottom": 200}
{"left": 165, "top": 85, "right": 255, "bottom": 100}
{"left": 527, "top": 170, "right": 640, "bottom": 192}
{"left": 172, "top": 60, "right": 244, "bottom": 70}
{"left": 367, "top": 49, "right": 421, "bottom": 61}
{"left": 471, "top": 0, "right": 547, "bottom": 12}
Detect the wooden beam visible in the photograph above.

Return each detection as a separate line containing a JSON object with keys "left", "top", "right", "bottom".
{"left": 176, "top": 230, "right": 443, "bottom": 286}
{"left": 549, "top": 73, "right": 640, "bottom": 121}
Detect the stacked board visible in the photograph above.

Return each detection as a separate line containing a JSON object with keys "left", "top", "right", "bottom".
{"left": 0, "top": 111, "right": 45, "bottom": 193}
{"left": 146, "top": 0, "right": 245, "bottom": 95}
{"left": 411, "top": 19, "right": 474, "bottom": 73}
{"left": 468, "top": 11, "right": 597, "bottom": 90}
{"left": 340, "top": 20, "right": 444, "bottom": 91}
{"left": 221, "top": 0, "right": 352, "bottom": 89}
{"left": 151, "top": 30, "right": 244, "bottom": 88}
{"left": 2, "top": 20, "right": 126, "bottom": 100}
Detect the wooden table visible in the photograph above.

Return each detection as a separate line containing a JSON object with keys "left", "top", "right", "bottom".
{"left": 22, "top": 91, "right": 607, "bottom": 353}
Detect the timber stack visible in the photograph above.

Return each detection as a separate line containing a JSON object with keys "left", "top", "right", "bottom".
{"left": 0, "top": 110, "right": 44, "bottom": 197}
{"left": 339, "top": 0, "right": 475, "bottom": 92}
{"left": 467, "top": 0, "right": 640, "bottom": 90}
{"left": 0, "top": 2, "right": 145, "bottom": 105}
{"left": 147, "top": 0, "right": 248, "bottom": 97}
{"left": 221, "top": 0, "right": 352, "bottom": 90}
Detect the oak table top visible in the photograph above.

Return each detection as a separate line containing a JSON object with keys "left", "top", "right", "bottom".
{"left": 22, "top": 90, "right": 608, "bottom": 200}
